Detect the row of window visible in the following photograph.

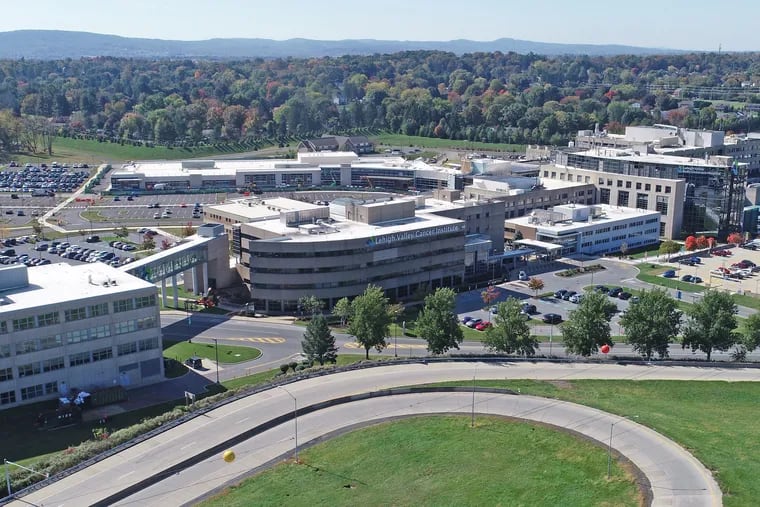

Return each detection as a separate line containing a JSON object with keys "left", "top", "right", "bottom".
{"left": 10, "top": 317, "right": 157, "bottom": 356}
{"left": 2, "top": 295, "right": 156, "bottom": 334}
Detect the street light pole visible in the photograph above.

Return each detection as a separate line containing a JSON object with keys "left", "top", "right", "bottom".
{"left": 278, "top": 386, "right": 299, "bottom": 463}
{"left": 549, "top": 324, "right": 553, "bottom": 356}
{"left": 607, "top": 416, "right": 638, "bottom": 478}
{"left": 213, "top": 338, "right": 219, "bottom": 384}
{"left": 5, "top": 458, "right": 49, "bottom": 497}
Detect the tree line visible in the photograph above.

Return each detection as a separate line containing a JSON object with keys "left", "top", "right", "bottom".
{"left": 296, "top": 284, "right": 760, "bottom": 365}
{"left": 2, "top": 51, "right": 760, "bottom": 157}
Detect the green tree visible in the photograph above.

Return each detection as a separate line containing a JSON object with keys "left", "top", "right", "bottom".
{"left": 682, "top": 290, "right": 739, "bottom": 360}
{"left": 741, "top": 313, "right": 760, "bottom": 353}
{"left": 560, "top": 291, "right": 617, "bottom": 357}
{"left": 301, "top": 313, "right": 338, "bottom": 365}
{"left": 298, "top": 295, "right": 324, "bottom": 318}
{"left": 333, "top": 297, "right": 352, "bottom": 327}
{"left": 141, "top": 234, "right": 155, "bottom": 250}
{"left": 658, "top": 240, "right": 681, "bottom": 259}
{"left": 114, "top": 226, "right": 129, "bottom": 238}
{"left": 348, "top": 285, "right": 391, "bottom": 359}
{"left": 619, "top": 289, "right": 681, "bottom": 360}
{"left": 415, "top": 288, "right": 463, "bottom": 355}
{"left": 484, "top": 297, "right": 537, "bottom": 356}
{"left": 31, "top": 218, "right": 43, "bottom": 238}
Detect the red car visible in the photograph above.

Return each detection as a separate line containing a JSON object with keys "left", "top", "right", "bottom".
{"left": 712, "top": 249, "right": 732, "bottom": 257}
{"left": 475, "top": 321, "right": 492, "bottom": 331}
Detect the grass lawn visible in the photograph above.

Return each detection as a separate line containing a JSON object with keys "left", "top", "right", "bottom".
{"left": 200, "top": 416, "right": 638, "bottom": 507}
{"left": 372, "top": 133, "right": 524, "bottom": 152}
{"left": 424, "top": 379, "right": 760, "bottom": 507}
{"left": 163, "top": 340, "right": 261, "bottom": 364}
{"left": 636, "top": 263, "right": 707, "bottom": 293}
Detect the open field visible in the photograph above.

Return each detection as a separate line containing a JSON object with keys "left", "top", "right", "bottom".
{"left": 372, "top": 133, "right": 524, "bottom": 152}
{"left": 426, "top": 379, "right": 760, "bottom": 507}
{"left": 201, "top": 415, "right": 639, "bottom": 507}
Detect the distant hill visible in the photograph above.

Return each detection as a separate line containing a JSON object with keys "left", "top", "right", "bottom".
{"left": 0, "top": 30, "right": 682, "bottom": 59}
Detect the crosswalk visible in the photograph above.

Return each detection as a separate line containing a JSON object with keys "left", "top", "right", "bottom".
{"left": 225, "top": 336, "right": 286, "bottom": 344}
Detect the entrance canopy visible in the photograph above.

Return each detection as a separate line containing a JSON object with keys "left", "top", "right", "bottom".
{"left": 514, "top": 239, "right": 562, "bottom": 253}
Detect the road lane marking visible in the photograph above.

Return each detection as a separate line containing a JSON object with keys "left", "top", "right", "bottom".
{"left": 224, "top": 337, "right": 286, "bottom": 344}
{"left": 180, "top": 441, "right": 196, "bottom": 451}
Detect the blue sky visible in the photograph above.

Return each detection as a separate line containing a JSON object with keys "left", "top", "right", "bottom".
{"left": 0, "top": 0, "right": 757, "bottom": 51}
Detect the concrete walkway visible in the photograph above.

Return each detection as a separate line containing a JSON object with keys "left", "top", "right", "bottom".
{"left": 10, "top": 362, "right": 747, "bottom": 507}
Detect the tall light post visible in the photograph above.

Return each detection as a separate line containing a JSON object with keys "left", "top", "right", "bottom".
{"left": 212, "top": 338, "right": 219, "bottom": 384}
{"left": 278, "top": 386, "right": 299, "bottom": 463}
{"left": 5, "top": 458, "right": 49, "bottom": 497}
{"left": 607, "top": 416, "right": 638, "bottom": 478}
{"left": 549, "top": 324, "right": 554, "bottom": 356}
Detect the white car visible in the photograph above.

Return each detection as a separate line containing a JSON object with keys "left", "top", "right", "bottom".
{"left": 518, "top": 271, "right": 529, "bottom": 281}
{"left": 569, "top": 294, "right": 584, "bottom": 304}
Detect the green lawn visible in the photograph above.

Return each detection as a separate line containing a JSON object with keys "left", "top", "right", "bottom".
{"left": 425, "top": 379, "right": 760, "bottom": 507}
{"left": 200, "top": 416, "right": 638, "bottom": 507}
{"left": 163, "top": 340, "right": 261, "bottom": 364}
{"left": 636, "top": 263, "right": 707, "bottom": 292}
{"left": 373, "top": 133, "right": 524, "bottom": 152}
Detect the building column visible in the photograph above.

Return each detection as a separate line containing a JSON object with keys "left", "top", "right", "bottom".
{"left": 202, "top": 262, "right": 209, "bottom": 292}
{"left": 172, "top": 274, "right": 179, "bottom": 308}
{"left": 161, "top": 277, "right": 167, "bottom": 307}
{"left": 192, "top": 266, "right": 198, "bottom": 295}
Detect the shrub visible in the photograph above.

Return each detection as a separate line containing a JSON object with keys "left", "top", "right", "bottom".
{"left": 279, "top": 363, "right": 290, "bottom": 374}
{"left": 288, "top": 361, "right": 298, "bottom": 372}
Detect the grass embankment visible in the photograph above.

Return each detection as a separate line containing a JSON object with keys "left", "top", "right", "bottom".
{"left": 201, "top": 416, "right": 639, "bottom": 507}
{"left": 373, "top": 133, "right": 524, "bottom": 152}
{"left": 426, "top": 379, "right": 760, "bottom": 507}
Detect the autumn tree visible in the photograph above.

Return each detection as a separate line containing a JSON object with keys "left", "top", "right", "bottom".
{"left": 481, "top": 285, "right": 499, "bottom": 309}
{"left": 416, "top": 288, "right": 463, "bottom": 355}
{"left": 684, "top": 235, "right": 697, "bottom": 251}
{"left": 695, "top": 235, "right": 709, "bottom": 249}
{"left": 527, "top": 277, "right": 545, "bottom": 298}
{"left": 726, "top": 232, "right": 743, "bottom": 246}
{"left": 181, "top": 222, "right": 196, "bottom": 237}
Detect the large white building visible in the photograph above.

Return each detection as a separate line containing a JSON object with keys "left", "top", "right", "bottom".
{"left": 0, "top": 263, "right": 163, "bottom": 410}
{"left": 505, "top": 204, "right": 661, "bottom": 256}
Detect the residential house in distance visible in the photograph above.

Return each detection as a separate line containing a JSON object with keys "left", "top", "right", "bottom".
{"left": 297, "top": 137, "right": 340, "bottom": 153}
{"left": 340, "top": 136, "right": 374, "bottom": 154}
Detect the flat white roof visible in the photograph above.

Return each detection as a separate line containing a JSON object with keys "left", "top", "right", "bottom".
{"left": 247, "top": 212, "right": 464, "bottom": 243}
{"left": 506, "top": 204, "right": 660, "bottom": 235}
{"left": 515, "top": 239, "right": 562, "bottom": 251}
{"left": 572, "top": 148, "right": 743, "bottom": 168}
{"left": 208, "top": 197, "right": 322, "bottom": 221}
{"left": 0, "top": 263, "right": 155, "bottom": 313}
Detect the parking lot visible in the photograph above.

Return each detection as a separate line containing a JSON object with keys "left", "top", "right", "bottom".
{"left": 663, "top": 245, "right": 760, "bottom": 295}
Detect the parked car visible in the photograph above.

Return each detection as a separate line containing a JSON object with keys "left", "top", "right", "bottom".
{"left": 475, "top": 321, "right": 492, "bottom": 331}
{"left": 554, "top": 289, "right": 568, "bottom": 299}
{"left": 520, "top": 303, "right": 537, "bottom": 314}
{"left": 662, "top": 270, "right": 676, "bottom": 278}
{"left": 593, "top": 285, "right": 609, "bottom": 293}
{"left": 569, "top": 294, "right": 584, "bottom": 304}
{"left": 465, "top": 318, "right": 482, "bottom": 328}
{"left": 462, "top": 316, "right": 473, "bottom": 324}
{"left": 608, "top": 287, "right": 623, "bottom": 297}
{"left": 630, "top": 296, "right": 640, "bottom": 304}
{"left": 692, "top": 276, "right": 703, "bottom": 283}
{"left": 34, "top": 243, "right": 48, "bottom": 251}
{"left": 681, "top": 274, "right": 694, "bottom": 282}
{"left": 542, "top": 313, "right": 563, "bottom": 324}
{"left": 518, "top": 270, "right": 529, "bottom": 281}
{"left": 618, "top": 292, "right": 633, "bottom": 300}
{"left": 562, "top": 290, "right": 577, "bottom": 301}
{"left": 86, "top": 235, "right": 100, "bottom": 243}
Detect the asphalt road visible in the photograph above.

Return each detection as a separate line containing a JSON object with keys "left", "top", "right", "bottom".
{"left": 11, "top": 361, "right": 746, "bottom": 507}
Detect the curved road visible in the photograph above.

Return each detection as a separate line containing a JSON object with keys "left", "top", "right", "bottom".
{"left": 12, "top": 362, "right": 757, "bottom": 507}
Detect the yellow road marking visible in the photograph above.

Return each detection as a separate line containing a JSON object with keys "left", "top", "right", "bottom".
{"left": 343, "top": 342, "right": 427, "bottom": 349}
{"left": 224, "top": 337, "right": 286, "bottom": 344}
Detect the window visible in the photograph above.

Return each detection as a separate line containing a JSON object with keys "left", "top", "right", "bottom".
{"left": 64, "top": 307, "right": 87, "bottom": 322}
{"left": 607, "top": 179, "right": 612, "bottom": 186}
{"left": 65, "top": 329, "right": 89, "bottom": 344}
{"left": 656, "top": 196, "right": 669, "bottom": 216}
{"left": 625, "top": 181, "right": 632, "bottom": 188}
{"left": 135, "top": 295, "right": 157, "bottom": 309}
{"left": 118, "top": 342, "right": 138, "bottom": 356}
{"left": 0, "top": 391, "right": 15, "bottom": 405}
{"left": 37, "top": 312, "right": 59, "bottom": 327}
{"left": 636, "top": 193, "right": 649, "bottom": 210}
{"left": 599, "top": 188, "right": 610, "bottom": 204}
{"left": 113, "top": 299, "right": 135, "bottom": 313}
{"left": 0, "top": 367, "right": 12, "bottom": 382}
{"left": 44, "top": 382, "right": 58, "bottom": 395}
{"left": 20, "top": 384, "right": 44, "bottom": 401}
{"left": 617, "top": 180, "right": 623, "bottom": 187}
{"left": 665, "top": 186, "right": 671, "bottom": 194}
{"left": 617, "top": 191, "right": 629, "bottom": 207}
{"left": 12, "top": 316, "right": 35, "bottom": 331}
{"left": 115, "top": 320, "right": 137, "bottom": 335}
{"left": 0, "top": 321, "right": 7, "bottom": 334}
{"left": 69, "top": 352, "right": 91, "bottom": 366}
{"left": 16, "top": 339, "right": 39, "bottom": 355}
{"left": 0, "top": 344, "right": 9, "bottom": 358}
{"left": 636, "top": 182, "right": 642, "bottom": 190}
{"left": 18, "top": 363, "right": 41, "bottom": 378}
{"left": 137, "top": 316, "right": 157, "bottom": 330}
{"left": 655, "top": 185, "right": 662, "bottom": 193}
{"left": 138, "top": 337, "right": 159, "bottom": 351}
{"left": 92, "top": 347, "right": 113, "bottom": 362}
{"left": 40, "top": 335, "right": 63, "bottom": 350}
{"left": 645, "top": 184, "right": 651, "bottom": 191}
{"left": 89, "top": 303, "right": 109, "bottom": 317}
{"left": 90, "top": 325, "right": 111, "bottom": 339}
{"left": 43, "top": 357, "right": 64, "bottom": 372}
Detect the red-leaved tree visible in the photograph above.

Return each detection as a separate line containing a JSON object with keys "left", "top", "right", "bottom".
{"left": 696, "top": 235, "right": 709, "bottom": 249}
{"left": 727, "top": 232, "right": 744, "bottom": 246}
{"left": 684, "top": 235, "right": 697, "bottom": 251}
